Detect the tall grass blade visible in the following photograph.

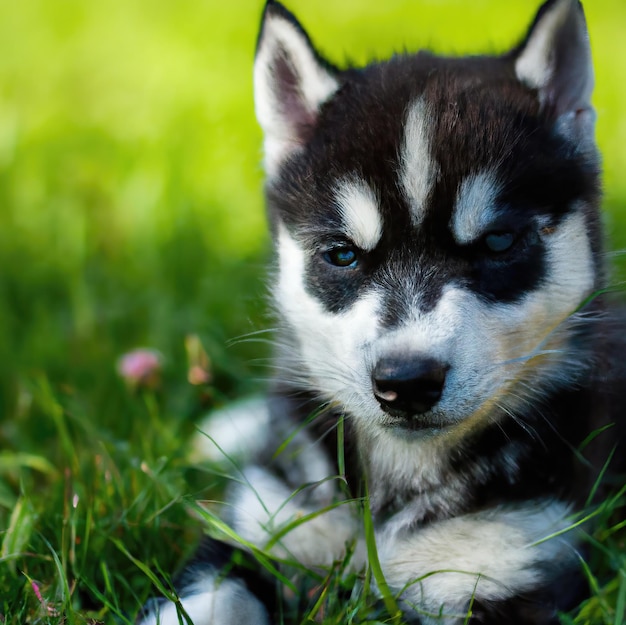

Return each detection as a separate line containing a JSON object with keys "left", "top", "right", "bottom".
{"left": 1, "top": 496, "right": 36, "bottom": 575}
{"left": 362, "top": 485, "right": 402, "bottom": 623}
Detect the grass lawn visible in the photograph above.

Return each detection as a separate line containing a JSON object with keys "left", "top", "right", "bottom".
{"left": 0, "top": 0, "right": 625, "bottom": 622}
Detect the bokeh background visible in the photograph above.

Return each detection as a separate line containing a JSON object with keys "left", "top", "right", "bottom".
{"left": 1, "top": 0, "right": 625, "bottom": 621}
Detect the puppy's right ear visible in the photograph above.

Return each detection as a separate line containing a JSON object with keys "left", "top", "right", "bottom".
{"left": 254, "top": 1, "right": 339, "bottom": 176}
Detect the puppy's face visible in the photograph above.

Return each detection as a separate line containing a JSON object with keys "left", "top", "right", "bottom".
{"left": 256, "top": 1, "right": 601, "bottom": 434}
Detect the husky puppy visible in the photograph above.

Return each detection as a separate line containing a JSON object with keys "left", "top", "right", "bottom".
{"left": 139, "top": 1, "right": 625, "bottom": 623}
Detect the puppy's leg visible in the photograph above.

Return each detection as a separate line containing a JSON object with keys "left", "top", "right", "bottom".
{"left": 376, "top": 499, "right": 580, "bottom": 624}
{"left": 229, "top": 465, "right": 358, "bottom": 567}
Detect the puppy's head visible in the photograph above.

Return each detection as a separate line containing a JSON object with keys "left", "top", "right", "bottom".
{"left": 255, "top": 0, "right": 602, "bottom": 435}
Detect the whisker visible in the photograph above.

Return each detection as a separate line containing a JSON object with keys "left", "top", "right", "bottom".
{"left": 226, "top": 328, "right": 279, "bottom": 348}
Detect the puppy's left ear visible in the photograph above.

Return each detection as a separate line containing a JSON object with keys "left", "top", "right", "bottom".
{"left": 254, "top": 1, "right": 339, "bottom": 176}
{"left": 514, "top": 0, "right": 594, "bottom": 140}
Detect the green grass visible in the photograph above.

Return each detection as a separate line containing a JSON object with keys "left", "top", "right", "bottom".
{"left": 0, "top": 0, "right": 625, "bottom": 623}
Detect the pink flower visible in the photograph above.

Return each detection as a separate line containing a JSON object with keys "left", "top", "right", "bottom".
{"left": 117, "top": 348, "right": 163, "bottom": 389}
{"left": 31, "top": 580, "right": 43, "bottom": 603}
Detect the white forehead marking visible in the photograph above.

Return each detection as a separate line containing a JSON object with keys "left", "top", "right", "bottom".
{"left": 451, "top": 171, "right": 502, "bottom": 244}
{"left": 334, "top": 179, "right": 382, "bottom": 251}
{"left": 399, "top": 99, "right": 438, "bottom": 227}
{"left": 515, "top": 0, "right": 571, "bottom": 91}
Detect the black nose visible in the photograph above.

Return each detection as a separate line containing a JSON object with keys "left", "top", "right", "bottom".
{"left": 372, "top": 356, "right": 448, "bottom": 417}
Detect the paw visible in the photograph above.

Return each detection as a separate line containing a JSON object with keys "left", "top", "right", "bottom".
{"left": 136, "top": 576, "right": 271, "bottom": 625}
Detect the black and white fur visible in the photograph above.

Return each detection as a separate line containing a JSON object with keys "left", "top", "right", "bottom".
{"left": 139, "top": 1, "right": 625, "bottom": 623}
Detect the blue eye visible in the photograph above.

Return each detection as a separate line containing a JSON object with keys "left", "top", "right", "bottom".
{"left": 484, "top": 231, "right": 515, "bottom": 253}
{"left": 323, "top": 246, "right": 358, "bottom": 268}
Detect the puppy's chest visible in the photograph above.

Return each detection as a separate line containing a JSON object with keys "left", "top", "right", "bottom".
{"left": 367, "top": 457, "right": 471, "bottom": 525}
{"left": 363, "top": 434, "right": 531, "bottom": 525}
{"left": 371, "top": 478, "right": 467, "bottom": 528}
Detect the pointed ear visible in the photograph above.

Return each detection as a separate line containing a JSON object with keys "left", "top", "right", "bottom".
{"left": 254, "top": 1, "right": 339, "bottom": 176}
{"left": 514, "top": 0, "right": 595, "bottom": 139}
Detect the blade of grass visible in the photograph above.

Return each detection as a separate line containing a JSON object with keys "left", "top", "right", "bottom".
{"left": 186, "top": 499, "right": 296, "bottom": 592}
{"left": 41, "top": 534, "right": 75, "bottom": 625}
{"left": 1, "top": 496, "right": 36, "bottom": 575}
{"left": 0, "top": 452, "right": 59, "bottom": 476}
{"left": 110, "top": 537, "right": 195, "bottom": 624}
{"left": 33, "top": 375, "right": 78, "bottom": 474}
{"left": 586, "top": 446, "right": 617, "bottom": 507}
{"left": 362, "top": 485, "right": 403, "bottom": 623}
{"left": 264, "top": 498, "right": 356, "bottom": 551}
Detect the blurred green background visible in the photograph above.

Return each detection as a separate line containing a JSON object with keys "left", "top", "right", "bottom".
{"left": 0, "top": 0, "right": 625, "bottom": 620}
